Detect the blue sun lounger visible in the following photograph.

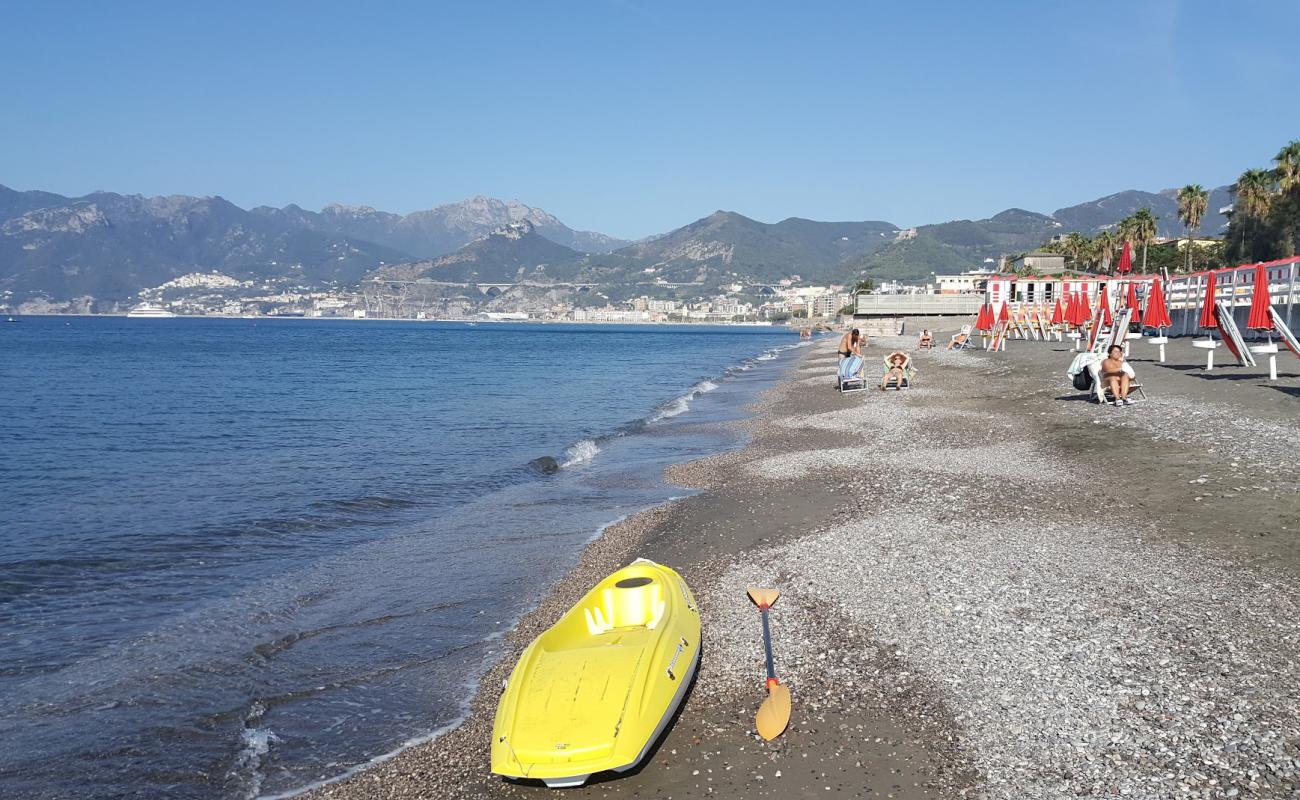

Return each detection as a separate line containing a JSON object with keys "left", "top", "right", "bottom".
{"left": 837, "top": 355, "right": 866, "bottom": 393}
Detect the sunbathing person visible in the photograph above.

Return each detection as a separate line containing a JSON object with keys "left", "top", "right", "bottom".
{"left": 917, "top": 329, "right": 933, "bottom": 349}
{"left": 881, "top": 352, "right": 908, "bottom": 390}
{"left": 946, "top": 331, "right": 968, "bottom": 350}
{"left": 1100, "top": 344, "right": 1133, "bottom": 406}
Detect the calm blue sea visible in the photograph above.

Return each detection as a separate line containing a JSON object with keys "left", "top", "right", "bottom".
{"left": 0, "top": 316, "right": 802, "bottom": 799}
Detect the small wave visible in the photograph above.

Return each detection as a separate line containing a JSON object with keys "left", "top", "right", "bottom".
{"left": 260, "top": 715, "right": 466, "bottom": 800}
{"left": 561, "top": 439, "right": 601, "bottom": 467}
{"left": 231, "top": 701, "right": 280, "bottom": 800}
{"left": 649, "top": 395, "right": 692, "bottom": 421}
{"left": 648, "top": 378, "right": 721, "bottom": 422}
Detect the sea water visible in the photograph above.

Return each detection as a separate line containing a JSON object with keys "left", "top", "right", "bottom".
{"left": 0, "top": 317, "right": 802, "bottom": 799}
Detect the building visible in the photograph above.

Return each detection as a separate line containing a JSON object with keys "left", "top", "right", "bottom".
{"left": 1154, "top": 237, "right": 1222, "bottom": 251}
{"left": 1005, "top": 252, "right": 1067, "bottom": 273}
{"left": 811, "top": 293, "right": 850, "bottom": 317}
{"left": 935, "top": 269, "right": 995, "bottom": 295}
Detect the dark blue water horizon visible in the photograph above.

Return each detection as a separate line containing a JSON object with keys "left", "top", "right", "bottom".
{"left": 0, "top": 316, "right": 805, "bottom": 799}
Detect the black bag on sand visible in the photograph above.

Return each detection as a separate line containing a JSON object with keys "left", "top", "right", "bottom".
{"left": 1072, "top": 369, "right": 1093, "bottom": 391}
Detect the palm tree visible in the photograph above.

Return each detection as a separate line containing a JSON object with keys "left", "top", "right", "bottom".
{"left": 1063, "top": 232, "right": 1089, "bottom": 270}
{"left": 1234, "top": 168, "right": 1276, "bottom": 217}
{"left": 1228, "top": 168, "right": 1278, "bottom": 262}
{"left": 1176, "top": 185, "right": 1209, "bottom": 273}
{"left": 1092, "top": 230, "right": 1118, "bottom": 274}
{"left": 1128, "top": 208, "right": 1159, "bottom": 274}
{"left": 1275, "top": 140, "right": 1300, "bottom": 196}
{"left": 1273, "top": 140, "right": 1300, "bottom": 257}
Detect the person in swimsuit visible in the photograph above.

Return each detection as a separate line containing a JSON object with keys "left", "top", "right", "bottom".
{"left": 1100, "top": 344, "right": 1133, "bottom": 406}
{"left": 838, "top": 328, "right": 863, "bottom": 359}
{"left": 918, "top": 329, "right": 933, "bottom": 349}
{"left": 882, "top": 352, "right": 908, "bottom": 390}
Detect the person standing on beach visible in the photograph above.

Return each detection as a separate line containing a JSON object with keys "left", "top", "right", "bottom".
{"left": 838, "top": 329, "right": 863, "bottom": 359}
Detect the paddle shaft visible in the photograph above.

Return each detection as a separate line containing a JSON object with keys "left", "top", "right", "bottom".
{"left": 759, "top": 606, "right": 776, "bottom": 684}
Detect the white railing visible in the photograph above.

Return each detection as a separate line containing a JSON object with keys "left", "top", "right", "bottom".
{"left": 854, "top": 294, "right": 984, "bottom": 316}
{"left": 1167, "top": 258, "right": 1299, "bottom": 336}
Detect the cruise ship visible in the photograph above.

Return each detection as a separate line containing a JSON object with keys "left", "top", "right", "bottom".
{"left": 126, "top": 303, "right": 177, "bottom": 318}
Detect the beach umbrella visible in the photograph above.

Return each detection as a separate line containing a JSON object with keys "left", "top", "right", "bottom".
{"left": 974, "top": 302, "right": 992, "bottom": 332}
{"left": 1246, "top": 263, "right": 1274, "bottom": 331}
{"left": 998, "top": 302, "right": 1010, "bottom": 324}
{"left": 1125, "top": 281, "right": 1141, "bottom": 317}
{"left": 1051, "top": 297, "right": 1064, "bottom": 325}
{"left": 1199, "top": 271, "right": 1219, "bottom": 329}
{"left": 1075, "top": 290, "right": 1092, "bottom": 326}
{"left": 1098, "top": 282, "right": 1113, "bottom": 327}
{"left": 1142, "top": 278, "right": 1172, "bottom": 329}
{"left": 1117, "top": 241, "right": 1133, "bottom": 275}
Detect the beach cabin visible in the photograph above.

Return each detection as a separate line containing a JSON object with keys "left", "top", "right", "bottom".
{"left": 977, "top": 255, "right": 1300, "bottom": 340}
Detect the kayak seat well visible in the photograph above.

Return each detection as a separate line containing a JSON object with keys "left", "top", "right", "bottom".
{"left": 583, "top": 577, "right": 667, "bottom": 636}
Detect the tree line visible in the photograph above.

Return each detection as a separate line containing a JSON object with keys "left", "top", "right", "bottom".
{"left": 1224, "top": 140, "right": 1300, "bottom": 264}
{"left": 1034, "top": 139, "right": 1300, "bottom": 276}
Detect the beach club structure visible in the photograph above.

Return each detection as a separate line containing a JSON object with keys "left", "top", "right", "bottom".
{"left": 970, "top": 255, "right": 1300, "bottom": 382}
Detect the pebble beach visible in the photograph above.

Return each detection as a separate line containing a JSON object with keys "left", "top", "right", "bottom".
{"left": 305, "top": 327, "right": 1300, "bottom": 800}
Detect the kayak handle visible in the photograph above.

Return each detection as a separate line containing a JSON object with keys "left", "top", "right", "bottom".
{"left": 678, "top": 579, "right": 697, "bottom": 611}
{"left": 666, "top": 637, "right": 687, "bottom": 680}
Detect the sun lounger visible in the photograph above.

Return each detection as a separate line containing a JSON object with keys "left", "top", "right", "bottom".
{"left": 1068, "top": 351, "right": 1146, "bottom": 404}
{"left": 947, "top": 325, "right": 973, "bottom": 350}
{"left": 1087, "top": 360, "right": 1146, "bottom": 404}
{"left": 881, "top": 353, "right": 913, "bottom": 390}
{"left": 837, "top": 354, "right": 867, "bottom": 393}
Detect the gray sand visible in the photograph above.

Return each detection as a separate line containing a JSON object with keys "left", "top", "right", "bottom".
{"left": 304, "top": 328, "right": 1300, "bottom": 800}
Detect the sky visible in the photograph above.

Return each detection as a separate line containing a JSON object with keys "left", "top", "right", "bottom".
{"left": 2, "top": 0, "right": 1298, "bottom": 239}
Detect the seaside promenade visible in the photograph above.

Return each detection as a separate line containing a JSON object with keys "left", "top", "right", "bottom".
{"left": 309, "top": 329, "right": 1300, "bottom": 800}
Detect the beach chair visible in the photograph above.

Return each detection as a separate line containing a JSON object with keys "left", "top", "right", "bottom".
{"left": 947, "top": 325, "right": 973, "bottom": 350}
{"left": 837, "top": 354, "right": 867, "bottom": 393}
{"left": 1086, "top": 360, "right": 1147, "bottom": 404}
{"left": 881, "top": 353, "right": 913, "bottom": 390}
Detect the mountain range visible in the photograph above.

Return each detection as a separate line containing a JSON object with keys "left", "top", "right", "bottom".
{"left": 0, "top": 182, "right": 1234, "bottom": 306}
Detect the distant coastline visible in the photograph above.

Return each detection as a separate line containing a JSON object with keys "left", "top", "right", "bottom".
{"left": 4, "top": 312, "right": 789, "bottom": 328}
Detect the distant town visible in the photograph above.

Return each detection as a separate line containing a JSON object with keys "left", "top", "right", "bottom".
{"left": 1, "top": 269, "right": 959, "bottom": 324}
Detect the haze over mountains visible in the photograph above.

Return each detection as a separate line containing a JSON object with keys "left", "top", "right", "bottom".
{"left": 0, "top": 182, "right": 1233, "bottom": 306}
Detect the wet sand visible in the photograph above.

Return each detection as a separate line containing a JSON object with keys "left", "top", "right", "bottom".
{"left": 305, "top": 326, "right": 1300, "bottom": 800}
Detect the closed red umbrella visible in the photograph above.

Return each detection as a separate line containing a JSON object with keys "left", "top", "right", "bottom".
{"left": 1142, "top": 278, "right": 1172, "bottom": 329}
{"left": 998, "top": 302, "right": 1010, "bottom": 323}
{"left": 1246, "top": 263, "right": 1274, "bottom": 331}
{"left": 974, "top": 302, "right": 992, "bottom": 332}
{"left": 1074, "top": 291, "right": 1092, "bottom": 326}
{"left": 1125, "top": 281, "right": 1141, "bottom": 318}
{"left": 1199, "top": 271, "right": 1219, "bottom": 329}
{"left": 1117, "top": 241, "right": 1133, "bottom": 275}
{"left": 1051, "top": 297, "right": 1064, "bottom": 325}
{"left": 1098, "top": 284, "right": 1113, "bottom": 327}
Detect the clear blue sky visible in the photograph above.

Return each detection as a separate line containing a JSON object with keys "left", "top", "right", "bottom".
{"left": 2, "top": 0, "right": 1298, "bottom": 239}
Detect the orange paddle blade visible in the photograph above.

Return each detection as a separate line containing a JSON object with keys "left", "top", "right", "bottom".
{"left": 756, "top": 682, "right": 791, "bottom": 741}
{"left": 746, "top": 587, "right": 780, "bottom": 609}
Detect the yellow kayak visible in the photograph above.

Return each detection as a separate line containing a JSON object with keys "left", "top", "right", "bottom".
{"left": 490, "top": 558, "right": 701, "bottom": 787}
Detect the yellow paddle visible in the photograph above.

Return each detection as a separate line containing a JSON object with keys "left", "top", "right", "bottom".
{"left": 746, "top": 587, "right": 790, "bottom": 740}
